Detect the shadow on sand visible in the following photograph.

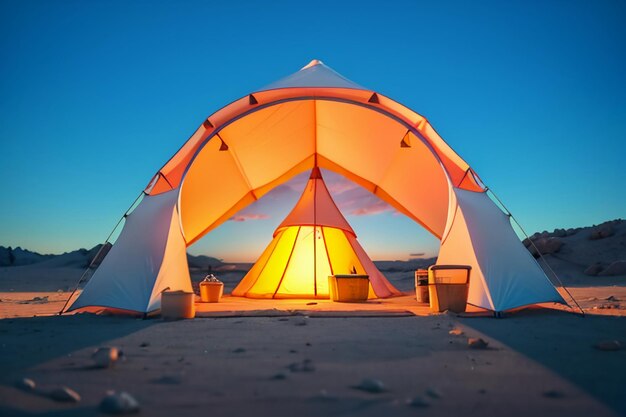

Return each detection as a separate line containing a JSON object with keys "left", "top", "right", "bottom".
{"left": 0, "top": 314, "right": 154, "bottom": 377}
{"left": 461, "top": 309, "right": 626, "bottom": 416}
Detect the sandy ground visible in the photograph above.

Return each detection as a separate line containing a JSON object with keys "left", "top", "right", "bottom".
{"left": 1, "top": 262, "right": 625, "bottom": 416}
{"left": 0, "top": 286, "right": 625, "bottom": 416}
{"left": 1, "top": 305, "right": 625, "bottom": 417}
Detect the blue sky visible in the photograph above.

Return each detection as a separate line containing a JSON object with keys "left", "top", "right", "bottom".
{"left": 1, "top": 0, "right": 624, "bottom": 261}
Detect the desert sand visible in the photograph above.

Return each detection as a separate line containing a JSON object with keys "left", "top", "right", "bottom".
{"left": 1, "top": 220, "right": 625, "bottom": 416}
{"left": 1, "top": 287, "right": 625, "bottom": 416}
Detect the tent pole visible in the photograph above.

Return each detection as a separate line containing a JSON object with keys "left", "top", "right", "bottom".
{"left": 486, "top": 188, "right": 585, "bottom": 317}
{"left": 58, "top": 191, "right": 145, "bottom": 315}
{"left": 313, "top": 170, "right": 318, "bottom": 297}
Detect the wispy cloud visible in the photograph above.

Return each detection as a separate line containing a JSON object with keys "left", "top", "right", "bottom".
{"left": 232, "top": 168, "right": 396, "bottom": 220}
{"left": 333, "top": 186, "right": 396, "bottom": 217}
{"left": 347, "top": 199, "right": 395, "bottom": 216}
{"left": 326, "top": 178, "right": 359, "bottom": 195}
{"left": 229, "top": 213, "right": 270, "bottom": 222}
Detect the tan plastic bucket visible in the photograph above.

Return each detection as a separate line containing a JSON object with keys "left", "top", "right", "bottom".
{"left": 328, "top": 275, "right": 369, "bottom": 302}
{"left": 415, "top": 269, "right": 429, "bottom": 303}
{"left": 199, "top": 281, "right": 224, "bottom": 303}
{"left": 428, "top": 265, "right": 471, "bottom": 313}
{"left": 161, "top": 291, "right": 195, "bottom": 320}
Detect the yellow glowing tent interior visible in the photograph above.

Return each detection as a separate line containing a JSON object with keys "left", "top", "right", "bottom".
{"left": 232, "top": 167, "right": 400, "bottom": 299}
{"left": 66, "top": 59, "right": 566, "bottom": 315}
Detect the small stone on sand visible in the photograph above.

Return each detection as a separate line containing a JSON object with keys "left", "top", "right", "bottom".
{"left": 15, "top": 378, "right": 36, "bottom": 391}
{"left": 49, "top": 386, "right": 81, "bottom": 403}
{"left": 406, "top": 396, "right": 430, "bottom": 407}
{"left": 232, "top": 347, "right": 246, "bottom": 353}
{"left": 271, "top": 373, "right": 287, "bottom": 380}
{"left": 287, "top": 359, "right": 315, "bottom": 372}
{"left": 92, "top": 347, "right": 121, "bottom": 368}
{"left": 425, "top": 388, "right": 442, "bottom": 399}
{"left": 294, "top": 317, "right": 308, "bottom": 326}
{"left": 468, "top": 338, "right": 489, "bottom": 349}
{"left": 152, "top": 375, "right": 182, "bottom": 384}
{"left": 593, "top": 340, "right": 622, "bottom": 351}
{"left": 100, "top": 391, "right": 140, "bottom": 414}
{"left": 313, "top": 389, "right": 337, "bottom": 401}
{"left": 353, "top": 378, "right": 386, "bottom": 393}
{"left": 543, "top": 389, "right": 565, "bottom": 399}
{"left": 139, "top": 342, "right": 150, "bottom": 348}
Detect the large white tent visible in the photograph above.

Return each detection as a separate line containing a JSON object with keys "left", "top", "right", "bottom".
{"left": 66, "top": 60, "right": 566, "bottom": 314}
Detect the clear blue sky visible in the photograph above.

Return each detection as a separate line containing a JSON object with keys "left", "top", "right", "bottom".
{"left": 1, "top": 0, "right": 624, "bottom": 261}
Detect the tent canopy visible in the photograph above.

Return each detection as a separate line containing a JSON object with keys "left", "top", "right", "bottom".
{"left": 145, "top": 60, "right": 484, "bottom": 246}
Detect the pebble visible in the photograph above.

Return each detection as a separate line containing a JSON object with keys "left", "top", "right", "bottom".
{"left": 152, "top": 375, "right": 182, "bottom": 384}
{"left": 139, "top": 342, "right": 150, "bottom": 348}
{"left": 49, "top": 386, "right": 81, "bottom": 403}
{"left": 468, "top": 338, "right": 489, "bottom": 349}
{"left": 232, "top": 347, "right": 246, "bottom": 353}
{"left": 425, "top": 388, "right": 442, "bottom": 399}
{"left": 406, "top": 396, "right": 430, "bottom": 407}
{"left": 270, "top": 373, "right": 287, "bottom": 380}
{"left": 92, "top": 347, "right": 121, "bottom": 368}
{"left": 449, "top": 328, "right": 464, "bottom": 336}
{"left": 294, "top": 317, "right": 309, "bottom": 326}
{"left": 353, "top": 378, "right": 386, "bottom": 393}
{"left": 313, "top": 389, "right": 338, "bottom": 401}
{"left": 287, "top": 359, "right": 315, "bottom": 372}
{"left": 15, "top": 378, "right": 36, "bottom": 391}
{"left": 543, "top": 389, "right": 565, "bottom": 399}
{"left": 100, "top": 391, "right": 140, "bottom": 414}
{"left": 593, "top": 340, "right": 622, "bottom": 351}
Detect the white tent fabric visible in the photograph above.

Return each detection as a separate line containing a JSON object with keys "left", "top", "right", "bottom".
{"left": 437, "top": 187, "right": 564, "bottom": 312}
{"left": 68, "top": 190, "right": 191, "bottom": 313}
{"left": 262, "top": 59, "right": 365, "bottom": 90}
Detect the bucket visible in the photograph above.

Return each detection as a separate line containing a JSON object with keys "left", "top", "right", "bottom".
{"left": 161, "top": 291, "right": 195, "bottom": 320}
{"left": 415, "top": 269, "right": 429, "bottom": 303}
{"left": 428, "top": 265, "right": 471, "bottom": 313}
{"left": 328, "top": 275, "right": 369, "bottom": 302}
{"left": 200, "top": 281, "right": 224, "bottom": 303}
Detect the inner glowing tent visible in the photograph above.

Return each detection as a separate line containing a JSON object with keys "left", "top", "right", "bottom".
{"left": 67, "top": 60, "right": 566, "bottom": 314}
{"left": 232, "top": 168, "right": 400, "bottom": 299}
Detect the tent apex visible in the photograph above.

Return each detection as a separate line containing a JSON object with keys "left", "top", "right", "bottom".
{"left": 309, "top": 166, "right": 322, "bottom": 179}
{"left": 260, "top": 59, "right": 364, "bottom": 91}
{"left": 302, "top": 59, "right": 324, "bottom": 70}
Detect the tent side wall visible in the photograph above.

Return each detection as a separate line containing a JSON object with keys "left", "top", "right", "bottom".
{"left": 67, "top": 190, "right": 191, "bottom": 313}
{"left": 437, "top": 188, "right": 565, "bottom": 312}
